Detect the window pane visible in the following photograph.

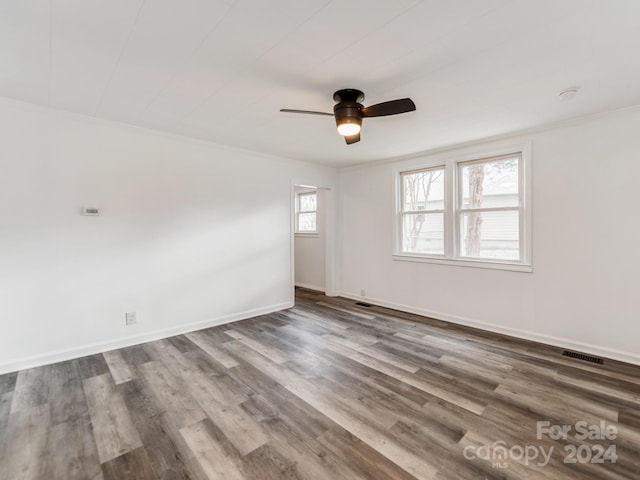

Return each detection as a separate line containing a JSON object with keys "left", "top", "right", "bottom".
{"left": 402, "top": 168, "right": 444, "bottom": 212}
{"left": 460, "top": 210, "right": 520, "bottom": 260}
{"left": 402, "top": 213, "right": 444, "bottom": 255}
{"left": 461, "top": 157, "right": 519, "bottom": 209}
{"left": 298, "top": 212, "right": 316, "bottom": 231}
{"left": 299, "top": 193, "right": 317, "bottom": 212}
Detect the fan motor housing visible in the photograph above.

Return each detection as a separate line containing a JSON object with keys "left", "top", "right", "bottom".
{"left": 334, "top": 103, "right": 362, "bottom": 131}
{"left": 333, "top": 89, "right": 365, "bottom": 127}
{"left": 333, "top": 103, "right": 362, "bottom": 119}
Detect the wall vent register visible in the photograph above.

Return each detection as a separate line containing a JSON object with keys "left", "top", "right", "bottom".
{"left": 82, "top": 207, "right": 100, "bottom": 216}
{"left": 562, "top": 350, "right": 604, "bottom": 365}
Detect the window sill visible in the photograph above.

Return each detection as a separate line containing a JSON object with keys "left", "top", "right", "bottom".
{"left": 295, "top": 232, "right": 320, "bottom": 238}
{"left": 392, "top": 253, "right": 533, "bottom": 273}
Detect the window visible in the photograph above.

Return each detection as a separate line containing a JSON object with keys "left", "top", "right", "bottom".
{"left": 400, "top": 167, "right": 445, "bottom": 255}
{"left": 458, "top": 155, "right": 521, "bottom": 261}
{"left": 395, "top": 146, "right": 531, "bottom": 271}
{"left": 296, "top": 191, "right": 317, "bottom": 233}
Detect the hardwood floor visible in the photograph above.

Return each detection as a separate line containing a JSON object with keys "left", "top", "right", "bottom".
{"left": 1, "top": 288, "right": 639, "bottom": 479}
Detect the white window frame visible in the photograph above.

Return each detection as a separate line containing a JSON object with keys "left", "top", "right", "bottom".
{"left": 295, "top": 190, "right": 318, "bottom": 235}
{"left": 393, "top": 142, "right": 532, "bottom": 272}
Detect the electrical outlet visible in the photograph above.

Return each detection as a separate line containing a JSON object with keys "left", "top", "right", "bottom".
{"left": 125, "top": 312, "right": 137, "bottom": 326}
{"left": 360, "top": 289, "right": 366, "bottom": 297}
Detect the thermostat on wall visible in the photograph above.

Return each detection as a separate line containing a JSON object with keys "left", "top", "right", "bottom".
{"left": 82, "top": 207, "right": 100, "bottom": 216}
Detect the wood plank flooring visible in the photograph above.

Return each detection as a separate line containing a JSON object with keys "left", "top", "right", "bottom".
{"left": 1, "top": 288, "right": 639, "bottom": 479}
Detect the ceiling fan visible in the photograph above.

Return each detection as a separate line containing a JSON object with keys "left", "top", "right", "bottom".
{"left": 280, "top": 88, "right": 416, "bottom": 145}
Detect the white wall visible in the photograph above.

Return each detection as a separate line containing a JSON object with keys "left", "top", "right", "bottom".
{"left": 339, "top": 108, "right": 640, "bottom": 365}
{"left": 4, "top": 97, "right": 639, "bottom": 372}
{"left": 294, "top": 187, "right": 326, "bottom": 292}
{"left": 0, "top": 99, "right": 337, "bottom": 373}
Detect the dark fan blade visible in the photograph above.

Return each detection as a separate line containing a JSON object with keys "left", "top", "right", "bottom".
{"left": 280, "top": 109, "right": 333, "bottom": 116}
{"left": 345, "top": 132, "right": 360, "bottom": 145}
{"left": 361, "top": 98, "right": 416, "bottom": 117}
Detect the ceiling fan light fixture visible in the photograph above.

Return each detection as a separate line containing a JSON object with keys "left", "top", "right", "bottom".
{"left": 280, "top": 88, "right": 415, "bottom": 145}
{"left": 336, "top": 118, "right": 361, "bottom": 136}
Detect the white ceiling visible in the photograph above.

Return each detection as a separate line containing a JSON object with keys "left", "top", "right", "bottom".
{"left": 2, "top": 0, "right": 640, "bottom": 167}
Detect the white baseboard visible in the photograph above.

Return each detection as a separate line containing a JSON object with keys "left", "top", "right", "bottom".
{"left": 340, "top": 292, "right": 640, "bottom": 367}
{"left": 0, "top": 301, "right": 293, "bottom": 375}
{"left": 295, "top": 282, "right": 325, "bottom": 293}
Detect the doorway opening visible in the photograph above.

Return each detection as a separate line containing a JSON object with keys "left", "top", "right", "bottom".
{"left": 291, "top": 184, "right": 335, "bottom": 302}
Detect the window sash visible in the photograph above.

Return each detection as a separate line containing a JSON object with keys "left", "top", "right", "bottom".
{"left": 298, "top": 192, "right": 317, "bottom": 213}
{"left": 458, "top": 154, "right": 521, "bottom": 210}
{"left": 400, "top": 166, "right": 445, "bottom": 214}
{"left": 400, "top": 211, "right": 445, "bottom": 256}
{"left": 457, "top": 208, "right": 521, "bottom": 261}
